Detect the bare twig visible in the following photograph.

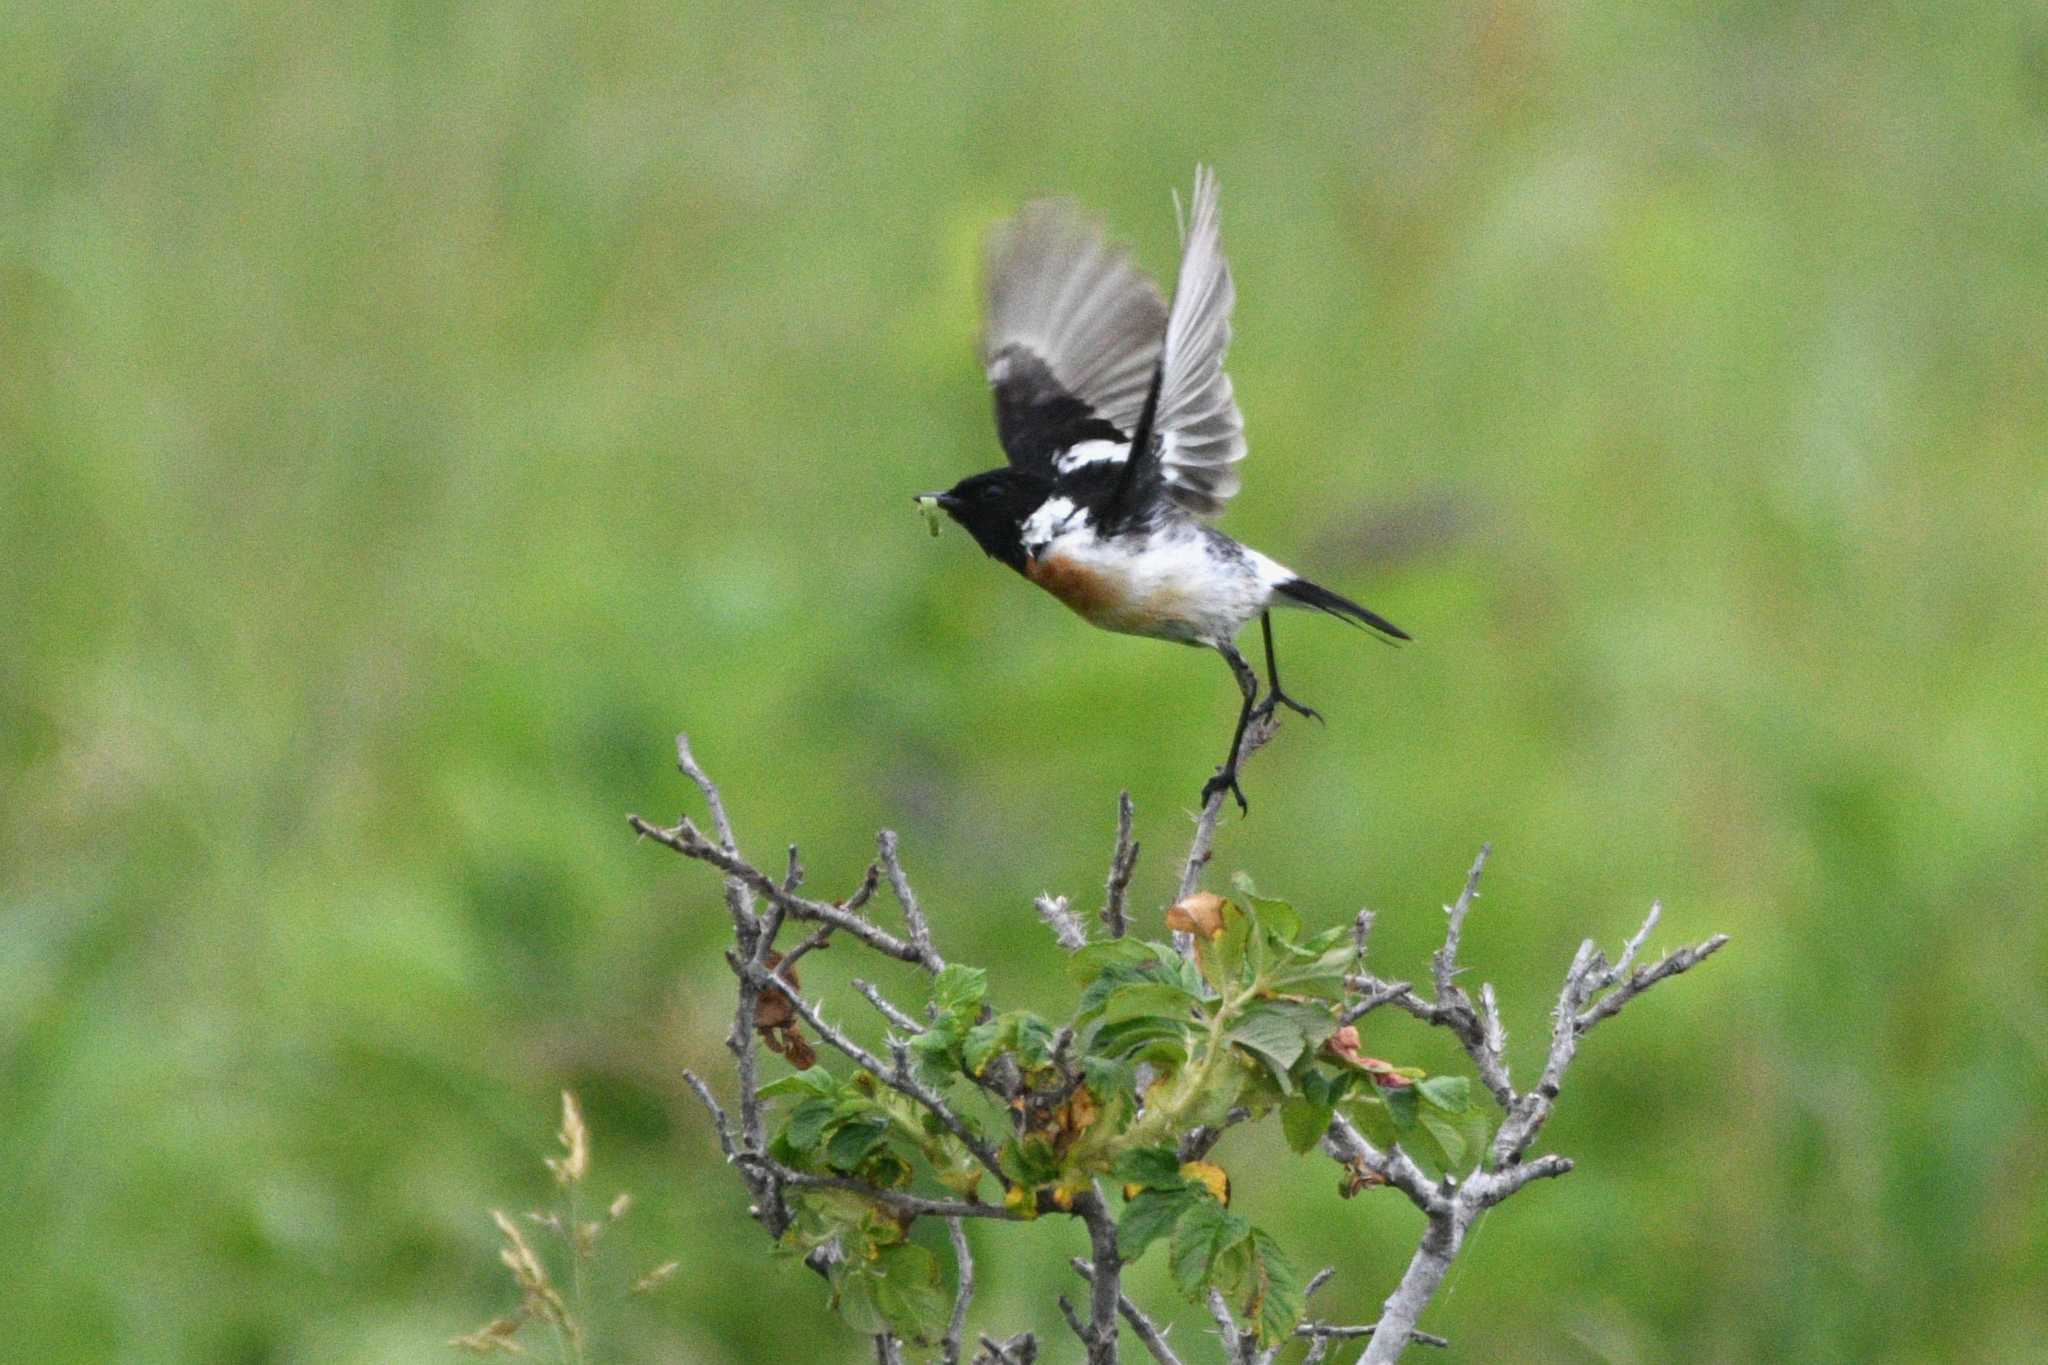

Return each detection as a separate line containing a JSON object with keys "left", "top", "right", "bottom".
{"left": 1337, "top": 979, "right": 1418, "bottom": 1026}
{"left": 1322, "top": 1113, "right": 1448, "bottom": 1218}
{"left": 1175, "top": 712, "right": 1280, "bottom": 908}
{"left": 674, "top": 734, "right": 755, "bottom": 933}
{"left": 1056, "top": 1296, "right": 1091, "bottom": 1350}
{"left": 1204, "top": 1289, "right": 1249, "bottom": 1362}
{"left": 1075, "top": 1190, "right": 1124, "bottom": 1365}
{"left": 878, "top": 829, "right": 944, "bottom": 971}
{"left": 1297, "top": 1322, "right": 1449, "bottom": 1351}
{"left": 975, "top": 1334, "right": 1037, "bottom": 1364}
{"left": 1577, "top": 925, "right": 1727, "bottom": 1036}
{"left": 681, "top": 1070, "right": 737, "bottom": 1162}
{"left": 1103, "top": 791, "right": 1140, "bottom": 938}
{"left": 1035, "top": 893, "right": 1088, "bottom": 951}
{"left": 1341, "top": 849, "right": 1515, "bottom": 1110}
{"left": 1072, "top": 1259, "right": 1185, "bottom": 1365}
{"left": 1342, "top": 877, "right": 1728, "bottom": 1363}
{"left": 1429, "top": 846, "right": 1488, "bottom": 1004}
{"left": 1179, "top": 1107, "right": 1252, "bottom": 1163}
{"left": 854, "top": 978, "right": 926, "bottom": 1035}
{"left": 943, "top": 1218, "right": 975, "bottom": 1365}
{"left": 629, "top": 814, "right": 930, "bottom": 965}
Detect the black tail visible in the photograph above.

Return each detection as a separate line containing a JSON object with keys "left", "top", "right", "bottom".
{"left": 1275, "top": 577, "right": 1411, "bottom": 643}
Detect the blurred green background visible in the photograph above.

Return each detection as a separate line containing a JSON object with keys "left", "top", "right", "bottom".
{"left": 5, "top": 1, "right": 2046, "bottom": 1360}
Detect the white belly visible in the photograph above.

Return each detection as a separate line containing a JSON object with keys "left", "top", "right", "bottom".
{"left": 1024, "top": 525, "right": 1280, "bottom": 647}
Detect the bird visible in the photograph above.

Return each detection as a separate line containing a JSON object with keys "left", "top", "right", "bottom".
{"left": 918, "top": 166, "right": 1408, "bottom": 813}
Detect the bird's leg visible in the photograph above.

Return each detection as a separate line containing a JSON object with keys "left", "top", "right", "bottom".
{"left": 1253, "top": 611, "right": 1322, "bottom": 723}
{"left": 1201, "top": 644, "right": 1260, "bottom": 815}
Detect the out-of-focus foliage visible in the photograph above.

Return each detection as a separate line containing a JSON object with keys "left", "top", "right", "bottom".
{"left": 2, "top": 1, "right": 2043, "bottom": 1360}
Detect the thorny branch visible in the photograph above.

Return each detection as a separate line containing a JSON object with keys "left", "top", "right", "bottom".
{"left": 1326, "top": 853, "right": 1729, "bottom": 1363}
{"left": 634, "top": 733, "right": 1726, "bottom": 1364}
{"left": 1160, "top": 710, "right": 1281, "bottom": 956}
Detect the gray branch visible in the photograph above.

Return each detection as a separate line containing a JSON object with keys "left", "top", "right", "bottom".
{"left": 942, "top": 1217, "right": 975, "bottom": 1365}
{"left": 1072, "top": 1259, "right": 1185, "bottom": 1365}
{"left": 853, "top": 977, "right": 926, "bottom": 1035}
{"left": 1035, "top": 893, "right": 1088, "bottom": 951}
{"left": 1075, "top": 1190, "right": 1125, "bottom": 1365}
{"left": 674, "top": 734, "right": 755, "bottom": 933}
{"left": 1175, "top": 711, "right": 1279, "bottom": 902}
{"left": 1103, "top": 791, "right": 1140, "bottom": 939}
{"left": 628, "top": 813, "right": 930, "bottom": 966}
{"left": 877, "top": 829, "right": 945, "bottom": 971}
{"left": 1332, "top": 864, "right": 1727, "bottom": 1363}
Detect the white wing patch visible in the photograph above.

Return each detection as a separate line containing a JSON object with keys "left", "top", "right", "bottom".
{"left": 1054, "top": 439, "right": 1130, "bottom": 474}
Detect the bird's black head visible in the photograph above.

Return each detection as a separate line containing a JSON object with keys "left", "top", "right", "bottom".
{"left": 918, "top": 467, "right": 1049, "bottom": 572}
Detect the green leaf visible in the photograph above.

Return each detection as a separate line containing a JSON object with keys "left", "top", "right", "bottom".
{"left": 825, "top": 1117, "right": 890, "bottom": 1170}
{"left": 1067, "top": 939, "right": 1152, "bottom": 984}
{"left": 931, "top": 964, "right": 988, "bottom": 1016}
{"left": 1402, "top": 1114, "right": 1454, "bottom": 1173}
{"left": 1113, "top": 1146, "right": 1186, "bottom": 1191}
{"left": 1265, "top": 939, "right": 1354, "bottom": 997}
{"left": 1180, "top": 1054, "right": 1251, "bottom": 1129}
{"left": 781, "top": 1097, "right": 837, "bottom": 1154}
{"left": 1205, "top": 900, "right": 1255, "bottom": 993}
{"left": 871, "top": 1243, "right": 948, "bottom": 1344}
{"left": 1298, "top": 924, "right": 1350, "bottom": 956}
{"left": 1280, "top": 1097, "right": 1334, "bottom": 1155}
{"left": 961, "top": 1018, "right": 1008, "bottom": 1075}
{"left": 1117, "top": 1186, "right": 1195, "bottom": 1262}
{"left": 1455, "top": 1104, "right": 1496, "bottom": 1169}
{"left": 1010, "top": 1013, "right": 1060, "bottom": 1069}
{"left": 999, "top": 1137, "right": 1063, "bottom": 1187}
{"left": 1418, "top": 1110, "right": 1466, "bottom": 1169}
{"left": 1416, "top": 1075, "right": 1472, "bottom": 1113}
{"left": 1300, "top": 1066, "right": 1355, "bottom": 1109}
{"left": 1242, "top": 891, "right": 1301, "bottom": 947}
{"left": 1382, "top": 1083, "right": 1419, "bottom": 1132}
{"left": 1169, "top": 1198, "right": 1250, "bottom": 1299}
{"left": 1345, "top": 1094, "right": 1400, "bottom": 1151}
{"left": 1093, "top": 982, "right": 1203, "bottom": 1027}
{"left": 1244, "top": 1228, "right": 1306, "bottom": 1347}
{"left": 1092, "top": 1010, "right": 1194, "bottom": 1054}
{"left": 1080, "top": 1055, "right": 1136, "bottom": 1104}
{"left": 759, "top": 1069, "right": 838, "bottom": 1100}
{"left": 832, "top": 1262, "right": 887, "bottom": 1336}
{"left": 1226, "top": 1002, "right": 1333, "bottom": 1089}
{"left": 905, "top": 1021, "right": 962, "bottom": 1080}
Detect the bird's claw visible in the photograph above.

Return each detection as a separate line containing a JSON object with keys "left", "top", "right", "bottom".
{"left": 1201, "top": 770, "right": 1250, "bottom": 816}
{"left": 1255, "top": 690, "right": 1323, "bottom": 725}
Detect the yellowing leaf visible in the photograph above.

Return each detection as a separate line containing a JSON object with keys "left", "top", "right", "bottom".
{"left": 1180, "top": 1160, "right": 1231, "bottom": 1205}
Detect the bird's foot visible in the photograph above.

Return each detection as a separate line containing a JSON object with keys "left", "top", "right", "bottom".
{"left": 1201, "top": 768, "right": 1250, "bottom": 816}
{"left": 1254, "top": 688, "right": 1323, "bottom": 725}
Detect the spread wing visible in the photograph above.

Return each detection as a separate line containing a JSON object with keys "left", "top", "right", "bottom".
{"left": 981, "top": 200, "right": 1167, "bottom": 472}
{"left": 1140, "top": 165, "right": 1246, "bottom": 518}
